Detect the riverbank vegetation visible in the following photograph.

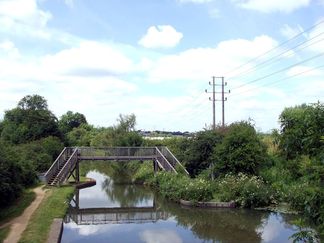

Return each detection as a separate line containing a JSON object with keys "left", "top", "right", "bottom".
{"left": 19, "top": 186, "right": 74, "bottom": 243}
{"left": 0, "top": 94, "right": 323, "bottom": 239}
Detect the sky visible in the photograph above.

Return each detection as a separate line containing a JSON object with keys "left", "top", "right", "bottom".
{"left": 0, "top": 0, "right": 323, "bottom": 132}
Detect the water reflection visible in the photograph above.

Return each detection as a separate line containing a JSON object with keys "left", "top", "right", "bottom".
{"left": 62, "top": 171, "right": 307, "bottom": 243}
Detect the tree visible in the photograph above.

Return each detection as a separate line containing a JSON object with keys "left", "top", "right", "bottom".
{"left": 18, "top": 94, "right": 48, "bottom": 110}
{"left": 185, "top": 130, "right": 224, "bottom": 176}
{"left": 116, "top": 114, "right": 136, "bottom": 132}
{"left": 212, "top": 121, "right": 267, "bottom": 176}
{"left": 279, "top": 102, "right": 324, "bottom": 159}
{"left": 0, "top": 95, "right": 60, "bottom": 144}
{"left": 59, "top": 111, "right": 87, "bottom": 135}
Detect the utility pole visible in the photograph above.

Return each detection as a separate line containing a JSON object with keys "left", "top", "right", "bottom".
{"left": 206, "top": 77, "right": 230, "bottom": 129}
{"left": 220, "top": 77, "right": 230, "bottom": 127}
{"left": 205, "top": 76, "right": 216, "bottom": 130}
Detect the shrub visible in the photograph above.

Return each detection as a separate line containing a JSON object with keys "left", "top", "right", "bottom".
{"left": 287, "top": 182, "right": 324, "bottom": 229}
{"left": 149, "top": 172, "right": 213, "bottom": 202}
{"left": 133, "top": 161, "right": 154, "bottom": 184}
{"left": 214, "top": 173, "right": 274, "bottom": 207}
{"left": 212, "top": 121, "right": 267, "bottom": 176}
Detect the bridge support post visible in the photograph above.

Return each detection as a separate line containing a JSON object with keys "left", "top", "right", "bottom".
{"left": 153, "top": 160, "right": 157, "bottom": 174}
{"left": 76, "top": 160, "right": 80, "bottom": 183}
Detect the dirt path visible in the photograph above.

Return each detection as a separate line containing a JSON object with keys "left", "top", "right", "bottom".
{"left": 2, "top": 186, "right": 46, "bottom": 243}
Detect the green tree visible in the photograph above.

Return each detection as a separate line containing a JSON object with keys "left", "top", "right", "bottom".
{"left": 1, "top": 95, "right": 60, "bottom": 144}
{"left": 212, "top": 121, "right": 267, "bottom": 176}
{"left": 185, "top": 130, "right": 224, "bottom": 176}
{"left": 279, "top": 102, "right": 324, "bottom": 159}
{"left": 58, "top": 111, "right": 87, "bottom": 135}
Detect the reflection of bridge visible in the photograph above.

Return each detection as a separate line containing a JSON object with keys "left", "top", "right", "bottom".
{"left": 45, "top": 147, "right": 188, "bottom": 186}
{"left": 64, "top": 206, "right": 170, "bottom": 225}
{"left": 64, "top": 191, "right": 170, "bottom": 225}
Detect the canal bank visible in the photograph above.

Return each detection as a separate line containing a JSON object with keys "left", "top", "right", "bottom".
{"left": 61, "top": 170, "right": 318, "bottom": 243}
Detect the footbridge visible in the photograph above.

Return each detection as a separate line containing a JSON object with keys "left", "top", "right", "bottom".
{"left": 44, "top": 147, "right": 188, "bottom": 186}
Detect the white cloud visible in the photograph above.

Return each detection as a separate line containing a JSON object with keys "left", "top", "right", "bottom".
{"left": 232, "top": 0, "right": 311, "bottom": 13}
{"left": 41, "top": 41, "right": 134, "bottom": 75}
{"left": 139, "top": 229, "right": 182, "bottom": 243}
{"left": 0, "top": 0, "right": 52, "bottom": 39}
{"left": 177, "top": 0, "right": 213, "bottom": 3}
{"left": 138, "top": 25, "right": 183, "bottom": 49}
{"left": 147, "top": 35, "right": 277, "bottom": 83}
{"left": 286, "top": 65, "right": 324, "bottom": 77}
{"left": 280, "top": 24, "right": 305, "bottom": 39}
{"left": 0, "top": 40, "right": 20, "bottom": 59}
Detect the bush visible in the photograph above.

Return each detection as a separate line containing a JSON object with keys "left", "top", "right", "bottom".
{"left": 150, "top": 172, "right": 213, "bottom": 202}
{"left": 287, "top": 182, "right": 324, "bottom": 230}
{"left": 212, "top": 121, "right": 267, "bottom": 176}
{"left": 214, "top": 173, "right": 274, "bottom": 207}
{"left": 133, "top": 161, "right": 154, "bottom": 184}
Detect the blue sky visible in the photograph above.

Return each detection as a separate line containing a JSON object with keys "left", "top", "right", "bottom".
{"left": 0, "top": 0, "right": 323, "bottom": 132}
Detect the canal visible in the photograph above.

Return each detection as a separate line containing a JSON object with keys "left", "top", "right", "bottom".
{"left": 61, "top": 170, "right": 311, "bottom": 243}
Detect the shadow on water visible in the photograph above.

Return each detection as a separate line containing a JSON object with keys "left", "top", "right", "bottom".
{"left": 61, "top": 170, "right": 314, "bottom": 243}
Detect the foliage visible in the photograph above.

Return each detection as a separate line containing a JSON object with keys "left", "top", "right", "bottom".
{"left": 185, "top": 130, "right": 224, "bottom": 176}
{"left": 0, "top": 226, "right": 10, "bottom": 243}
{"left": 150, "top": 172, "right": 213, "bottom": 202}
{"left": 58, "top": 110, "right": 87, "bottom": 135}
{"left": 132, "top": 161, "right": 154, "bottom": 184}
{"left": 0, "top": 95, "right": 60, "bottom": 144}
{"left": 213, "top": 173, "right": 274, "bottom": 207}
{"left": 91, "top": 114, "right": 143, "bottom": 147}
{"left": 67, "top": 124, "right": 96, "bottom": 146}
{"left": 279, "top": 102, "right": 324, "bottom": 159}
{"left": 212, "top": 121, "right": 267, "bottom": 175}
{"left": 0, "top": 189, "right": 36, "bottom": 224}
{"left": 19, "top": 186, "right": 74, "bottom": 243}
{"left": 287, "top": 182, "right": 324, "bottom": 231}
{"left": 289, "top": 219, "right": 320, "bottom": 243}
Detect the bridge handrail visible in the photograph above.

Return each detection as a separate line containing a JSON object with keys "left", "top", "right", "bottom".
{"left": 55, "top": 148, "right": 78, "bottom": 185}
{"left": 155, "top": 147, "right": 177, "bottom": 173}
{"left": 44, "top": 147, "right": 67, "bottom": 183}
{"left": 78, "top": 147, "right": 157, "bottom": 158}
{"left": 161, "top": 147, "right": 189, "bottom": 175}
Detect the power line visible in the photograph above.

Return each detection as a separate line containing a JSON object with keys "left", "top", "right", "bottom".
{"left": 227, "top": 31, "right": 324, "bottom": 80}
{"left": 229, "top": 63, "right": 324, "bottom": 97}
{"left": 223, "top": 19, "right": 324, "bottom": 77}
{"left": 231, "top": 52, "right": 324, "bottom": 90}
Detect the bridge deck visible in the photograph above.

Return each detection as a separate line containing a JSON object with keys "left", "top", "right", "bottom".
{"left": 78, "top": 155, "right": 156, "bottom": 161}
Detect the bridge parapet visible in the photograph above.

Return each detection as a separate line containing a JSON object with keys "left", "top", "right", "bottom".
{"left": 45, "top": 146, "right": 188, "bottom": 186}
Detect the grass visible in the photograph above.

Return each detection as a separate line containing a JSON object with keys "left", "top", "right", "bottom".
{"left": 0, "top": 189, "right": 36, "bottom": 225}
{"left": 19, "top": 185, "right": 74, "bottom": 243}
{"left": 0, "top": 226, "right": 10, "bottom": 242}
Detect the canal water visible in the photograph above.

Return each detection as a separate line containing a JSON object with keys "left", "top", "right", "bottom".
{"left": 61, "top": 171, "right": 310, "bottom": 243}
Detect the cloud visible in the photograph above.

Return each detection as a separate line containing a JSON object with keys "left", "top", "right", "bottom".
{"left": 139, "top": 229, "right": 182, "bottom": 243}
{"left": 0, "top": 0, "right": 52, "bottom": 39}
{"left": 0, "top": 40, "right": 20, "bottom": 59}
{"left": 280, "top": 24, "right": 305, "bottom": 39}
{"left": 41, "top": 41, "right": 134, "bottom": 76}
{"left": 286, "top": 65, "right": 324, "bottom": 77}
{"left": 138, "top": 25, "right": 183, "bottom": 49}
{"left": 147, "top": 35, "right": 278, "bottom": 83}
{"left": 232, "top": 0, "right": 311, "bottom": 13}
{"left": 177, "top": 0, "right": 213, "bottom": 3}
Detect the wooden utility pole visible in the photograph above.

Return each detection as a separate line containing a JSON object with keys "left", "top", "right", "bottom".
{"left": 206, "top": 77, "right": 230, "bottom": 129}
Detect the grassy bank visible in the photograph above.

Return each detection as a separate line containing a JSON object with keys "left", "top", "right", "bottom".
{"left": 0, "top": 189, "right": 36, "bottom": 242}
{"left": 19, "top": 185, "right": 74, "bottom": 243}
{"left": 0, "top": 189, "right": 36, "bottom": 225}
{"left": 0, "top": 226, "right": 10, "bottom": 242}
